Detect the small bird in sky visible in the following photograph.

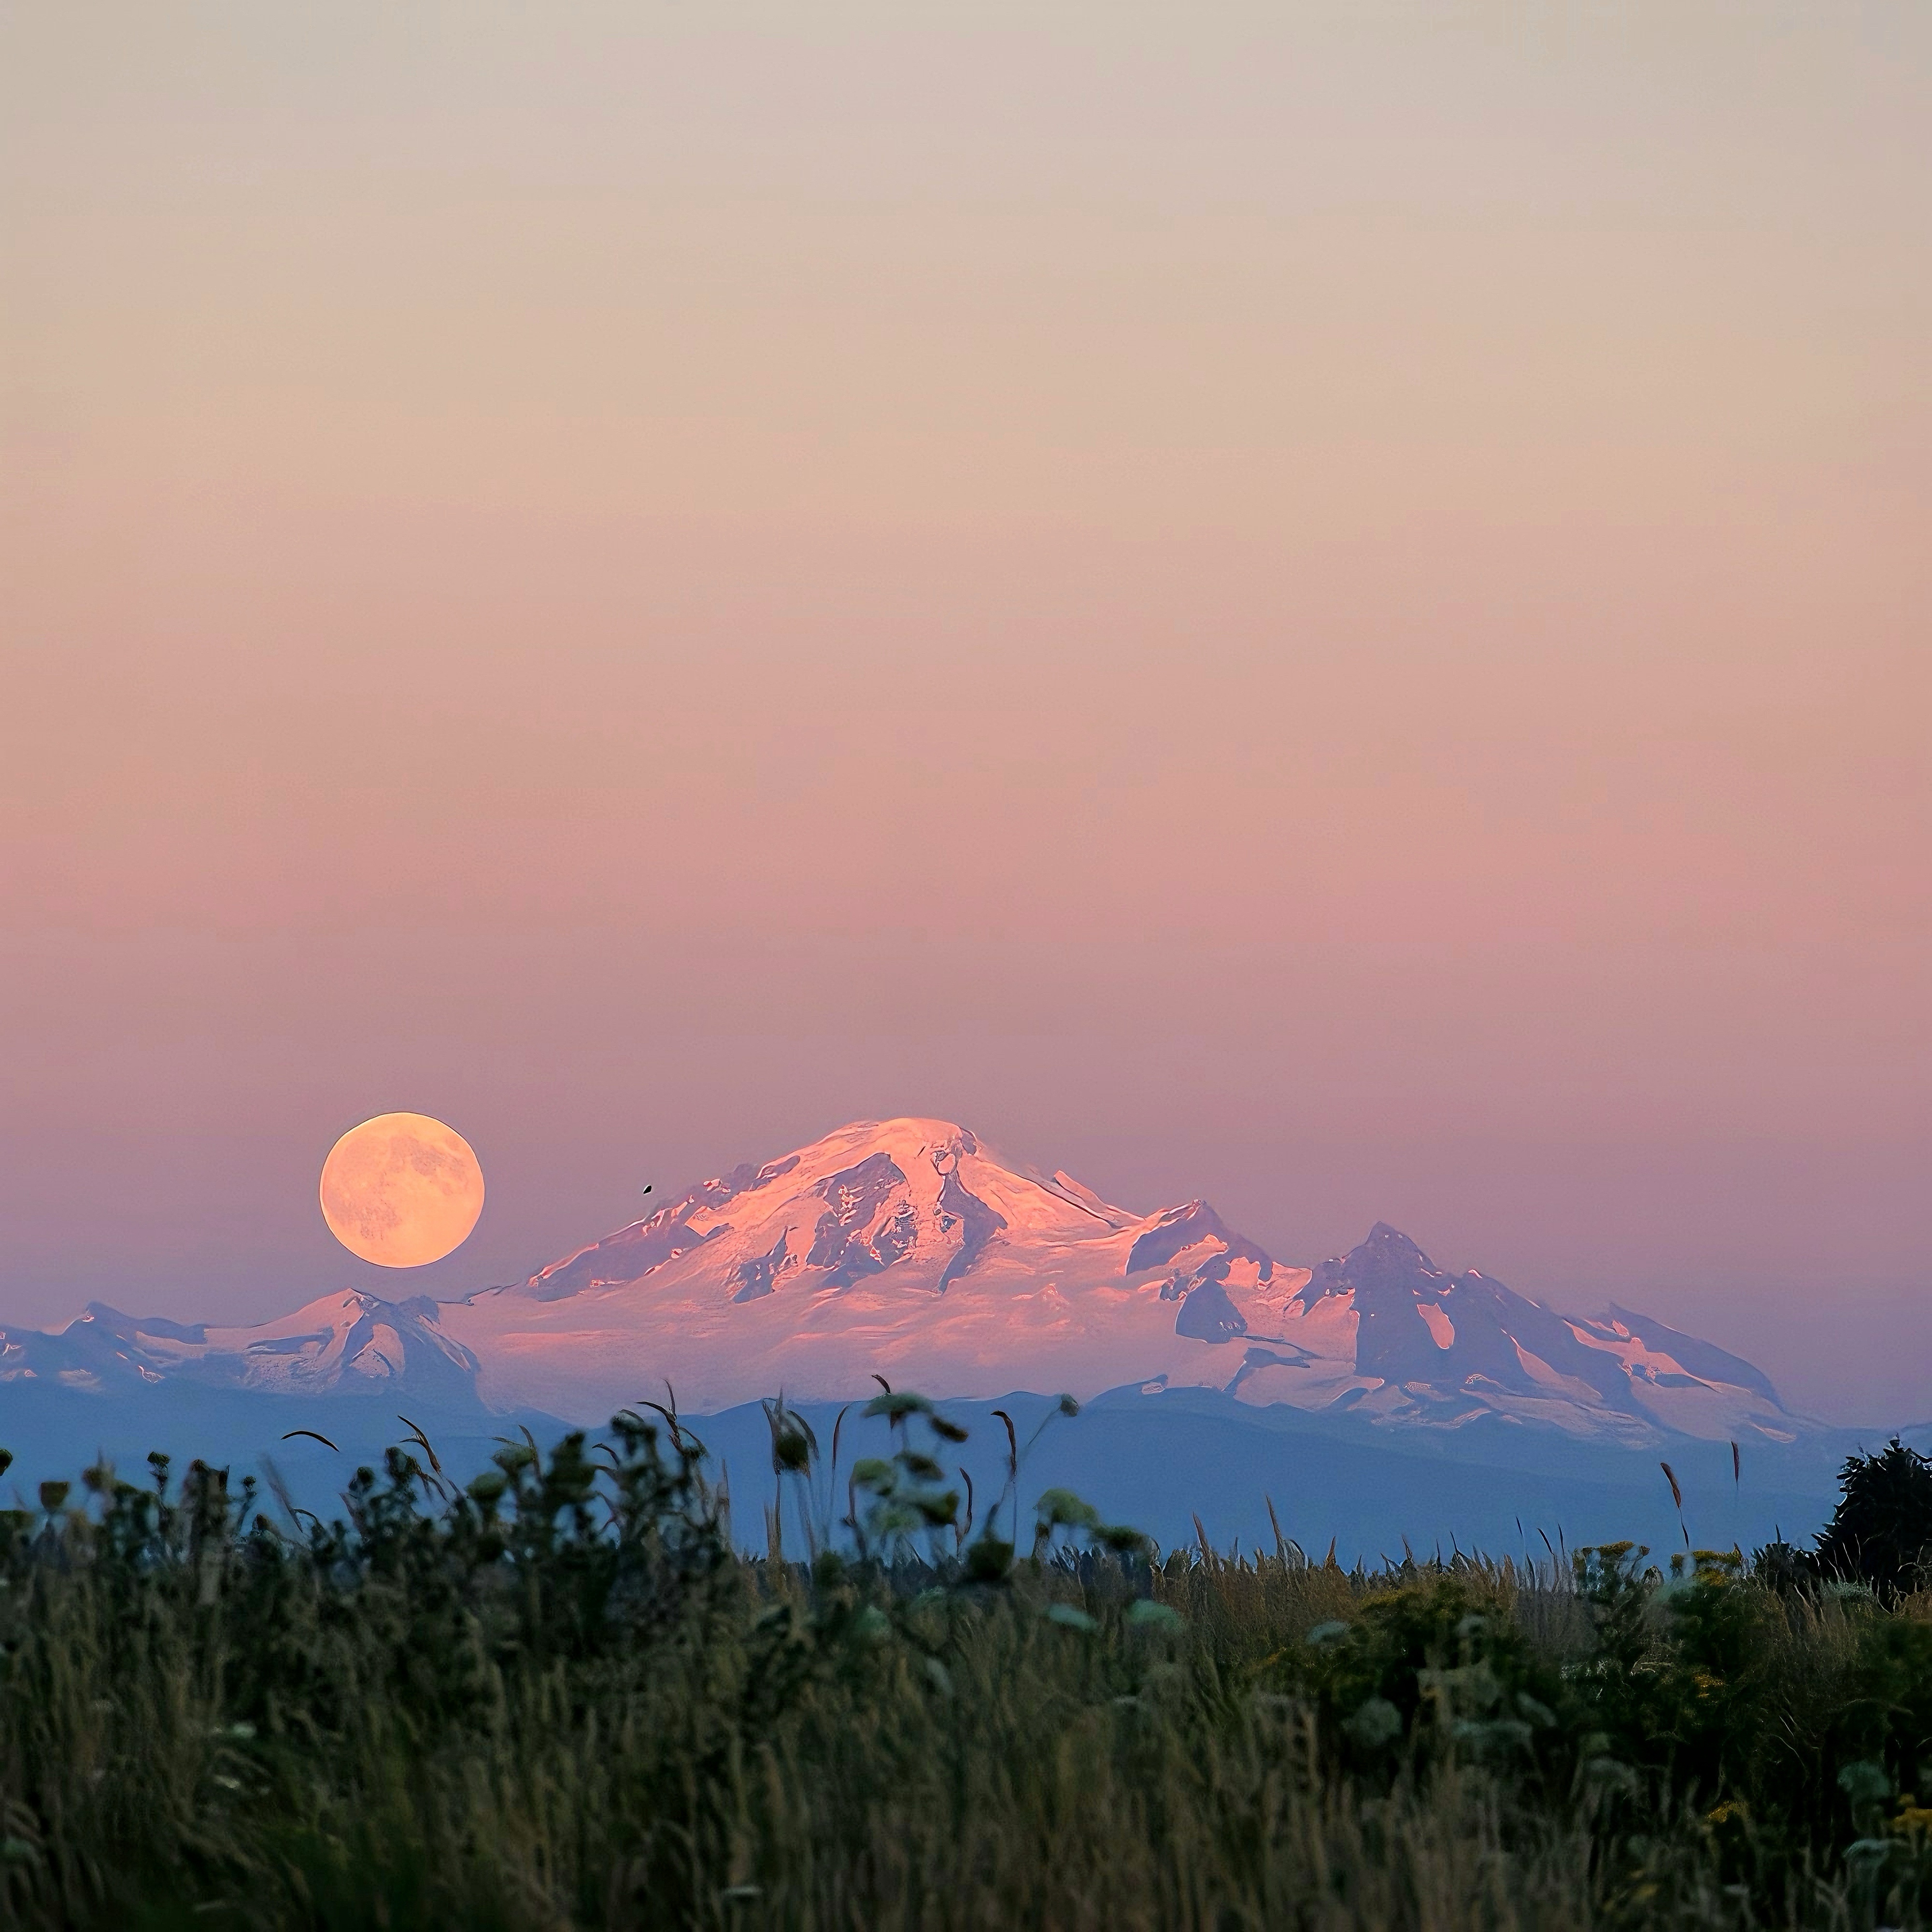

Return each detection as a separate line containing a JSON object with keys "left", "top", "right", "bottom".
{"left": 641, "top": 1183, "right": 652, "bottom": 1196}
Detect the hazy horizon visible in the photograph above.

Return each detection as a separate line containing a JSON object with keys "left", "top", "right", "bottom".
{"left": 3, "top": 5, "right": 1926, "bottom": 1426}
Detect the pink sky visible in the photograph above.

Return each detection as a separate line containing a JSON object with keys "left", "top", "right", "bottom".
{"left": 2, "top": 6, "right": 1927, "bottom": 1421}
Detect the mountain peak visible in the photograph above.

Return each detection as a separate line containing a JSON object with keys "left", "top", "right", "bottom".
{"left": 420, "top": 1119, "right": 1305, "bottom": 1415}
{"left": 1295, "top": 1223, "right": 1442, "bottom": 1311}
{"left": 1357, "top": 1223, "right": 1438, "bottom": 1269}
{"left": 519, "top": 1115, "right": 1063, "bottom": 1305}
{"left": 790, "top": 1117, "right": 985, "bottom": 1164}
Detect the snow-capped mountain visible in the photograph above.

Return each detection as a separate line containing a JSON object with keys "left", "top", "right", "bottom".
{"left": 0, "top": 1291, "right": 481, "bottom": 1405}
{"left": 1243, "top": 1222, "right": 1794, "bottom": 1445}
{"left": 436, "top": 1118, "right": 1303, "bottom": 1420}
{"left": 0, "top": 1118, "right": 1800, "bottom": 1446}
{"left": 432, "top": 1122, "right": 1794, "bottom": 1442}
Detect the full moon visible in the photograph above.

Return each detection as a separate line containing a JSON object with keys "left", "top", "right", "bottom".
{"left": 319, "top": 1112, "right": 485, "bottom": 1267}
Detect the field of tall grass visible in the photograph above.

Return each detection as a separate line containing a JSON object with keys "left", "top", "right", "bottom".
{"left": 4, "top": 1392, "right": 1932, "bottom": 1930}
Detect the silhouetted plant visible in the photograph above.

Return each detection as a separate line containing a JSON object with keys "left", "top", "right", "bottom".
{"left": 1812, "top": 1436, "right": 1932, "bottom": 1600}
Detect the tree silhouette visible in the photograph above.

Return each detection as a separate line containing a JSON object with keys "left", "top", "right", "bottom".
{"left": 1811, "top": 1436, "right": 1932, "bottom": 1599}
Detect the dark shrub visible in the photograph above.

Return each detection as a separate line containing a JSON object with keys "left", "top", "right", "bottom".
{"left": 1812, "top": 1436, "right": 1932, "bottom": 1600}
{"left": 1750, "top": 1535, "right": 1814, "bottom": 1597}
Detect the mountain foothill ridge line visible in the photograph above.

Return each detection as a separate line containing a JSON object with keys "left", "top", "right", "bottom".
{"left": 0, "top": 1116, "right": 1801, "bottom": 1448}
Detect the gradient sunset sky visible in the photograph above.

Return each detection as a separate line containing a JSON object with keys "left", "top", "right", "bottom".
{"left": 3, "top": 5, "right": 1927, "bottom": 1422}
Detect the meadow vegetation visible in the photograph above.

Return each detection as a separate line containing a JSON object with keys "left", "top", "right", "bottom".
{"left": 4, "top": 1396, "right": 1932, "bottom": 1930}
